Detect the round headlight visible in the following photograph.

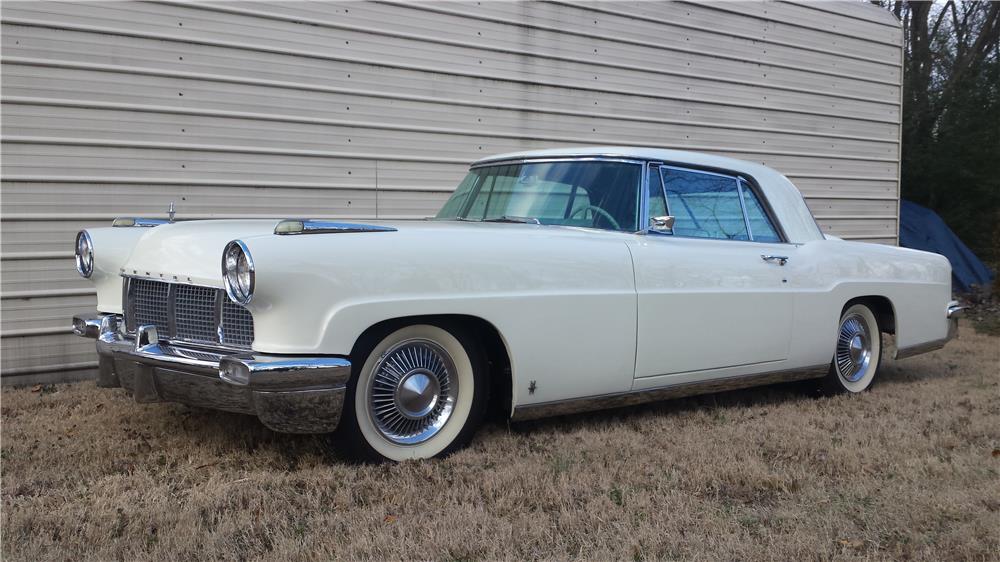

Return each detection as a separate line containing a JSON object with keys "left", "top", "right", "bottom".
{"left": 75, "top": 230, "right": 94, "bottom": 278}
{"left": 222, "top": 240, "right": 254, "bottom": 305}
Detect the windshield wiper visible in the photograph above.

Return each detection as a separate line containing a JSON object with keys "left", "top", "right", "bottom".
{"left": 480, "top": 216, "right": 541, "bottom": 224}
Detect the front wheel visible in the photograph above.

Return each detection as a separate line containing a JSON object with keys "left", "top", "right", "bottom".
{"left": 821, "top": 303, "right": 883, "bottom": 395}
{"left": 332, "top": 323, "right": 488, "bottom": 462}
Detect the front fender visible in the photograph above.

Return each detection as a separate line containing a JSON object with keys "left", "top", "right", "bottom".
{"left": 241, "top": 224, "right": 639, "bottom": 406}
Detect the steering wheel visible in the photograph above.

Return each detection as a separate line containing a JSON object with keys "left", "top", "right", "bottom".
{"left": 568, "top": 205, "right": 621, "bottom": 230}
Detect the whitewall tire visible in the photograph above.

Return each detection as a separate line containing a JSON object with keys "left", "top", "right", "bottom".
{"left": 334, "top": 323, "right": 487, "bottom": 462}
{"left": 822, "top": 303, "right": 882, "bottom": 395}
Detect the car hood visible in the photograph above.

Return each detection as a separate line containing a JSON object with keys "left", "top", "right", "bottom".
{"left": 121, "top": 218, "right": 628, "bottom": 287}
{"left": 122, "top": 219, "right": 283, "bottom": 286}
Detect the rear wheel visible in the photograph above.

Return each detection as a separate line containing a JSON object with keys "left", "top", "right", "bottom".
{"left": 821, "top": 303, "right": 882, "bottom": 395}
{"left": 333, "top": 323, "right": 488, "bottom": 462}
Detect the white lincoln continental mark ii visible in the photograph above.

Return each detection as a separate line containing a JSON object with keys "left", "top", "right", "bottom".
{"left": 73, "top": 147, "right": 964, "bottom": 462}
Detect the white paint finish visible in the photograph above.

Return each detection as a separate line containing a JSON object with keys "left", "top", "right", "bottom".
{"left": 77, "top": 149, "right": 952, "bottom": 413}
{"left": 627, "top": 236, "right": 795, "bottom": 377}
{"left": 242, "top": 221, "right": 639, "bottom": 407}
{"left": 1, "top": 1, "right": 903, "bottom": 378}
{"left": 68, "top": 226, "right": 147, "bottom": 315}
{"left": 114, "top": 219, "right": 281, "bottom": 288}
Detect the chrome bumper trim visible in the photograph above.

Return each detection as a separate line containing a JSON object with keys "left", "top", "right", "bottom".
{"left": 511, "top": 364, "right": 828, "bottom": 422}
{"left": 75, "top": 312, "right": 351, "bottom": 434}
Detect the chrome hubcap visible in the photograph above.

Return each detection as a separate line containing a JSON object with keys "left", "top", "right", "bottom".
{"left": 836, "top": 314, "right": 871, "bottom": 382}
{"left": 395, "top": 370, "right": 440, "bottom": 419}
{"left": 368, "top": 339, "right": 458, "bottom": 445}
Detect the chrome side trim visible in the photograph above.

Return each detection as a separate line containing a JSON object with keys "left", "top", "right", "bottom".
{"left": 511, "top": 365, "right": 828, "bottom": 421}
{"left": 947, "top": 302, "right": 966, "bottom": 318}
{"left": 112, "top": 217, "right": 169, "bottom": 227}
{"left": 894, "top": 338, "right": 949, "bottom": 360}
{"left": 274, "top": 219, "right": 397, "bottom": 235}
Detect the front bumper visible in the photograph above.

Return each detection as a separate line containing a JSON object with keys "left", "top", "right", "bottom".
{"left": 73, "top": 312, "right": 351, "bottom": 433}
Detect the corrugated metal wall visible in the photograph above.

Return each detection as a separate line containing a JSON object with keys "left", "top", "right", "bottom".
{"left": 0, "top": 1, "right": 903, "bottom": 383}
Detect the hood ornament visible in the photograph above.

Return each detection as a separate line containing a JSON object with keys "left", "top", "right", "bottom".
{"left": 168, "top": 201, "right": 176, "bottom": 223}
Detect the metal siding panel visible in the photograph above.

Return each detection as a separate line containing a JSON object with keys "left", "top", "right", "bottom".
{"left": 0, "top": 23, "right": 901, "bottom": 123}
{"left": 2, "top": 63, "right": 902, "bottom": 140}
{"left": 1, "top": 258, "right": 84, "bottom": 294}
{"left": 0, "top": 0, "right": 902, "bottom": 380}
{"left": 4, "top": 1, "right": 900, "bottom": 102}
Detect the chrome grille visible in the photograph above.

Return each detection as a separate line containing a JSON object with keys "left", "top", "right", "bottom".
{"left": 125, "top": 277, "right": 253, "bottom": 349}
{"left": 131, "top": 278, "right": 170, "bottom": 335}
{"left": 175, "top": 284, "right": 218, "bottom": 343}
{"left": 222, "top": 300, "right": 254, "bottom": 348}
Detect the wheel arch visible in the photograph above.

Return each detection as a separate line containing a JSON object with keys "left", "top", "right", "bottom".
{"left": 843, "top": 295, "right": 896, "bottom": 334}
{"left": 350, "top": 314, "right": 514, "bottom": 421}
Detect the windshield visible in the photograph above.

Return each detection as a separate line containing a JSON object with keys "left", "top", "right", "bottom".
{"left": 435, "top": 160, "right": 642, "bottom": 232}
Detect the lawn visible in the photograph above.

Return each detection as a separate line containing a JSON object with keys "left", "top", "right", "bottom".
{"left": 2, "top": 324, "right": 998, "bottom": 561}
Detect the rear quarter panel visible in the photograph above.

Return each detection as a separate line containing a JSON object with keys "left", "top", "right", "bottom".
{"left": 788, "top": 240, "right": 952, "bottom": 366}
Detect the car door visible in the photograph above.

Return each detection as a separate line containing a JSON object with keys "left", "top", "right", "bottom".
{"left": 627, "top": 164, "right": 796, "bottom": 381}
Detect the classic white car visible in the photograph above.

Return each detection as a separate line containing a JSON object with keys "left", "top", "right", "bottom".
{"left": 73, "top": 147, "right": 963, "bottom": 462}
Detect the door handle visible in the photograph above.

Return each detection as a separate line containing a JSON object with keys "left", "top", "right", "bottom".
{"left": 761, "top": 255, "right": 788, "bottom": 266}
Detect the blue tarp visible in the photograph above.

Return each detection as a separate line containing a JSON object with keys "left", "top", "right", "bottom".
{"left": 899, "top": 200, "right": 994, "bottom": 292}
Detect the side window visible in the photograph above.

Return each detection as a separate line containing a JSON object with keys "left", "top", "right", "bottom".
{"left": 660, "top": 167, "right": 749, "bottom": 240}
{"left": 739, "top": 179, "right": 781, "bottom": 242}
{"left": 647, "top": 167, "right": 667, "bottom": 223}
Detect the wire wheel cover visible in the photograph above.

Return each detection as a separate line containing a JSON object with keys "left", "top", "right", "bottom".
{"left": 367, "top": 339, "right": 459, "bottom": 445}
{"left": 836, "top": 313, "right": 872, "bottom": 382}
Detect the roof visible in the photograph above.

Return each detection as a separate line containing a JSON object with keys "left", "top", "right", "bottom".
{"left": 472, "top": 147, "right": 825, "bottom": 243}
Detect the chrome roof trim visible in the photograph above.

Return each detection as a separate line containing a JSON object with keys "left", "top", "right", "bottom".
{"left": 274, "top": 219, "right": 398, "bottom": 235}
{"left": 469, "top": 155, "right": 648, "bottom": 169}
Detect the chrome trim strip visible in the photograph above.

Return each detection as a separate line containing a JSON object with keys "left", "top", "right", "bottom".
{"left": 511, "top": 365, "right": 828, "bottom": 422}
{"left": 469, "top": 156, "right": 648, "bottom": 169}
{"left": 894, "top": 338, "right": 949, "bottom": 360}
{"left": 947, "top": 302, "right": 966, "bottom": 318}
{"left": 274, "top": 219, "right": 398, "bottom": 235}
{"left": 736, "top": 177, "right": 755, "bottom": 240}
{"left": 112, "top": 217, "right": 169, "bottom": 227}
{"left": 638, "top": 160, "right": 651, "bottom": 234}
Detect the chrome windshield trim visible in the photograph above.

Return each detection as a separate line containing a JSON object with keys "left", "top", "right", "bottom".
{"left": 274, "top": 219, "right": 397, "bottom": 235}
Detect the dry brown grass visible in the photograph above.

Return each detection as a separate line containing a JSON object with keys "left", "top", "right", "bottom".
{"left": 3, "top": 325, "right": 998, "bottom": 561}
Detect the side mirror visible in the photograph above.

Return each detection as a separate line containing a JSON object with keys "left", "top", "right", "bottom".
{"left": 650, "top": 215, "right": 675, "bottom": 234}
